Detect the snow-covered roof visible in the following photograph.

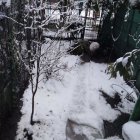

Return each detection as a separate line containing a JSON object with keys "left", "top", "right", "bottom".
{"left": 0, "top": 0, "right": 11, "bottom": 7}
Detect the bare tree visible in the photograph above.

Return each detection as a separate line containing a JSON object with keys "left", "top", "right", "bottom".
{"left": 0, "top": 0, "right": 86, "bottom": 125}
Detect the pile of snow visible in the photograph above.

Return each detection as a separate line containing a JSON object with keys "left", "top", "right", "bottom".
{"left": 123, "top": 121, "right": 140, "bottom": 140}
{"left": 16, "top": 41, "right": 136, "bottom": 140}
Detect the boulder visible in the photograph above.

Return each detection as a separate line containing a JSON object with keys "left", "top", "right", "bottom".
{"left": 89, "top": 42, "right": 100, "bottom": 53}
{"left": 69, "top": 40, "right": 100, "bottom": 62}
{"left": 66, "top": 119, "right": 104, "bottom": 140}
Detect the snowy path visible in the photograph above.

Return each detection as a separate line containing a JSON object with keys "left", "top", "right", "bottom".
{"left": 16, "top": 55, "right": 134, "bottom": 140}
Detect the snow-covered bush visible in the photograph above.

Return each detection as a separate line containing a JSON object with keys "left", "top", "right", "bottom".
{"left": 108, "top": 49, "right": 140, "bottom": 81}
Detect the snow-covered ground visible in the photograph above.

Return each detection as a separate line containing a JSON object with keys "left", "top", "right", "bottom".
{"left": 0, "top": 0, "right": 11, "bottom": 6}
{"left": 16, "top": 42, "right": 136, "bottom": 140}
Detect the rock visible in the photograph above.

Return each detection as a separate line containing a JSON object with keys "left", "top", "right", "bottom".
{"left": 66, "top": 119, "right": 103, "bottom": 140}
{"left": 89, "top": 42, "right": 100, "bottom": 58}
{"left": 90, "top": 42, "right": 100, "bottom": 53}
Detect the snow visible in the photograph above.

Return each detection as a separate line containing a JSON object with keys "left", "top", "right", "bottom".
{"left": 122, "top": 121, "right": 140, "bottom": 140}
{"left": 122, "top": 56, "right": 129, "bottom": 67}
{"left": 116, "top": 57, "right": 123, "bottom": 63}
{"left": 0, "top": 0, "right": 11, "bottom": 6}
{"left": 80, "top": 10, "right": 95, "bottom": 18}
{"left": 80, "top": 9, "right": 101, "bottom": 20}
{"left": 16, "top": 41, "right": 136, "bottom": 140}
{"left": 47, "top": 10, "right": 60, "bottom": 21}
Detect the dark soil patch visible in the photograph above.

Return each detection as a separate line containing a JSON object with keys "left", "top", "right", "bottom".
{"left": 104, "top": 113, "right": 130, "bottom": 138}
{"left": 100, "top": 89, "right": 121, "bottom": 108}
{"left": 90, "top": 47, "right": 117, "bottom": 63}
{"left": 100, "top": 90, "right": 130, "bottom": 138}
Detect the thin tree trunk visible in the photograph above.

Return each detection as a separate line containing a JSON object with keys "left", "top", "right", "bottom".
{"left": 30, "top": 46, "right": 40, "bottom": 125}
{"left": 30, "top": 92, "right": 35, "bottom": 125}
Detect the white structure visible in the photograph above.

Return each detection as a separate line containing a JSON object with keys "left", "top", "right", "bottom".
{"left": 123, "top": 121, "right": 140, "bottom": 140}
